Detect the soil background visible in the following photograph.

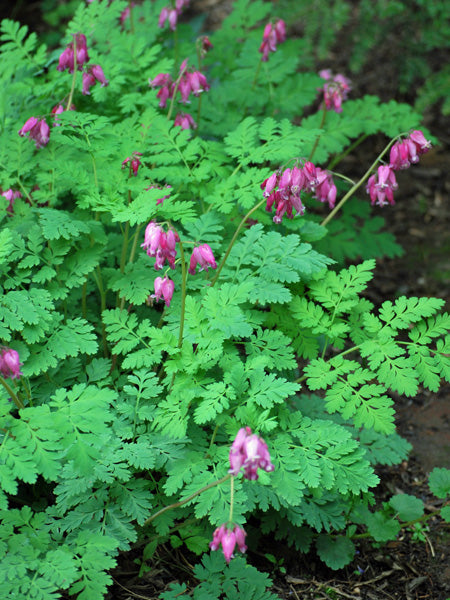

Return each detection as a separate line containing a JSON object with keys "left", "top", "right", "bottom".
{"left": 1, "top": 1, "right": 448, "bottom": 598}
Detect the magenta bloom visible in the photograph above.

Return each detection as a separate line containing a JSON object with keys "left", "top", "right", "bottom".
{"left": 0, "top": 348, "right": 23, "bottom": 379}
{"left": 152, "top": 276, "right": 175, "bottom": 307}
{"left": 82, "top": 64, "right": 109, "bottom": 95}
{"left": 389, "top": 130, "right": 432, "bottom": 170}
{"left": 158, "top": 0, "right": 190, "bottom": 30}
{"left": 174, "top": 112, "right": 197, "bottom": 129}
{"left": 319, "top": 69, "right": 351, "bottom": 113}
{"left": 263, "top": 166, "right": 306, "bottom": 223}
{"left": 57, "top": 33, "right": 89, "bottom": 73}
{"left": 259, "top": 19, "right": 286, "bottom": 62}
{"left": 122, "top": 152, "right": 143, "bottom": 176}
{"left": 142, "top": 222, "right": 179, "bottom": 270}
{"left": 312, "top": 167, "right": 337, "bottom": 208}
{"left": 188, "top": 244, "right": 217, "bottom": 275}
{"left": 18, "top": 117, "right": 50, "bottom": 148}
{"left": 229, "top": 426, "right": 274, "bottom": 480}
{"left": 366, "top": 165, "right": 398, "bottom": 207}
{"left": 1, "top": 188, "right": 22, "bottom": 214}
{"left": 210, "top": 524, "right": 247, "bottom": 563}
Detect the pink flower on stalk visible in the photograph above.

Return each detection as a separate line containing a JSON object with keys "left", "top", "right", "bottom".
{"left": 151, "top": 276, "right": 175, "bottom": 307}
{"left": 312, "top": 167, "right": 337, "bottom": 208}
{"left": 199, "top": 36, "right": 213, "bottom": 56}
{"left": 18, "top": 117, "right": 50, "bottom": 148}
{"left": 188, "top": 244, "right": 217, "bottom": 275}
{"left": 210, "top": 524, "right": 247, "bottom": 563}
{"left": 229, "top": 426, "right": 274, "bottom": 480}
{"left": 141, "top": 222, "right": 179, "bottom": 270}
{"left": 263, "top": 166, "right": 306, "bottom": 223}
{"left": 51, "top": 103, "right": 75, "bottom": 126}
{"left": 122, "top": 152, "right": 143, "bottom": 176}
{"left": 150, "top": 60, "right": 209, "bottom": 108}
{"left": 0, "top": 348, "right": 23, "bottom": 379}
{"left": 158, "top": 0, "right": 190, "bottom": 30}
{"left": 259, "top": 19, "right": 286, "bottom": 62}
{"left": 1, "top": 188, "right": 22, "bottom": 214}
{"left": 82, "top": 64, "right": 109, "bottom": 95}
{"left": 366, "top": 165, "right": 398, "bottom": 207}
{"left": 174, "top": 112, "right": 197, "bottom": 129}
{"left": 57, "top": 33, "right": 89, "bottom": 73}
{"left": 319, "top": 69, "right": 351, "bottom": 113}
{"left": 389, "top": 130, "right": 432, "bottom": 170}
{"left": 149, "top": 73, "right": 174, "bottom": 108}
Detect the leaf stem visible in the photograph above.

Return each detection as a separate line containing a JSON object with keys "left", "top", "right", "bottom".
{"left": 66, "top": 36, "right": 78, "bottom": 112}
{"left": 145, "top": 473, "right": 231, "bottom": 525}
{"left": 0, "top": 377, "right": 24, "bottom": 410}
{"left": 308, "top": 105, "right": 327, "bottom": 162}
{"left": 320, "top": 136, "right": 400, "bottom": 228}
{"left": 228, "top": 475, "right": 235, "bottom": 524}
{"left": 210, "top": 198, "right": 266, "bottom": 287}
{"left": 177, "top": 238, "right": 187, "bottom": 348}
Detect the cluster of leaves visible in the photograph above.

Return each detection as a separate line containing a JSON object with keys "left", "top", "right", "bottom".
{"left": 0, "top": 1, "right": 448, "bottom": 600}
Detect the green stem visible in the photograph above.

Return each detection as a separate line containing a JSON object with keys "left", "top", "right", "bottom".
{"left": 228, "top": 476, "right": 235, "bottom": 524}
{"left": 167, "top": 62, "right": 187, "bottom": 122}
{"left": 251, "top": 60, "right": 262, "bottom": 89}
{"left": 352, "top": 509, "right": 443, "bottom": 540}
{"left": 145, "top": 473, "right": 231, "bottom": 525}
{"left": 94, "top": 265, "right": 108, "bottom": 357}
{"left": 66, "top": 36, "right": 78, "bottom": 112}
{"left": 177, "top": 239, "right": 187, "bottom": 348}
{"left": 128, "top": 0, "right": 135, "bottom": 34}
{"left": 210, "top": 198, "right": 266, "bottom": 287}
{"left": 82, "top": 279, "right": 88, "bottom": 319}
{"left": 320, "top": 136, "right": 400, "bottom": 228}
{"left": 205, "top": 424, "right": 220, "bottom": 458}
{"left": 327, "top": 133, "right": 369, "bottom": 171}
{"left": 0, "top": 377, "right": 24, "bottom": 410}
{"left": 308, "top": 106, "right": 327, "bottom": 163}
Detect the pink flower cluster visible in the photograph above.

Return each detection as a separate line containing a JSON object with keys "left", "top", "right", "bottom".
{"left": 174, "top": 112, "right": 197, "bottom": 130}
{"left": 18, "top": 117, "right": 50, "bottom": 148}
{"left": 142, "top": 222, "right": 217, "bottom": 308}
{"left": 229, "top": 427, "right": 274, "bottom": 480}
{"left": 149, "top": 59, "right": 210, "bottom": 108}
{"left": 158, "top": 0, "right": 190, "bottom": 31}
{"left": 367, "top": 130, "right": 431, "bottom": 207}
{"left": 389, "top": 130, "right": 432, "bottom": 170}
{"left": 319, "top": 69, "right": 351, "bottom": 113}
{"left": 1, "top": 189, "right": 22, "bottom": 214}
{"left": 57, "top": 32, "right": 108, "bottom": 96}
{"left": 188, "top": 244, "right": 217, "bottom": 274}
{"left": 210, "top": 524, "right": 247, "bottom": 563}
{"left": 122, "top": 152, "right": 143, "bottom": 176}
{"left": 262, "top": 162, "right": 337, "bottom": 223}
{"left": 0, "top": 348, "right": 23, "bottom": 379}
{"left": 259, "top": 19, "right": 286, "bottom": 62}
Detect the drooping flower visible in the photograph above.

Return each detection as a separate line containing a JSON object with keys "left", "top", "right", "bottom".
{"left": 142, "top": 222, "right": 179, "bottom": 270}
{"left": 174, "top": 112, "right": 197, "bottom": 129}
{"left": 82, "top": 64, "right": 109, "bottom": 95}
{"left": 319, "top": 69, "right": 351, "bottom": 113}
{"left": 51, "top": 103, "right": 75, "bottom": 126}
{"left": 188, "top": 244, "right": 217, "bottom": 275}
{"left": 366, "top": 165, "right": 398, "bottom": 207}
{"left": 199, "top": 35, "right": 213, "bottom": 56}
{"left": 122, "top": 152, "right": 143, "bottom": 176}
{"left": 150, "top": 60, "right": 209, "bottom": 108}
{"left": 229, "top": 426, "right": 274, "bottom": 480}
{"left": 0, "top": 348, "right": 23, "bottom": 379}
{"left": 389, "top": 130, "right": 432, "bottom": 170}
{"left": 263, "top": 166, "right": 306, "bottom": 223}
{"left": 151, "top": 276, "right": 175, "bottom": 307}
{"left": 210, "top": 524, "right": 247, "bottom": 563}
{"left": 158, "top": 0, "right": 190, "bottom": 30}
{"left": 1, "top": 188, "right": 22, "bottom": 214}
{"left": 259, "top": 19, "right": 286, "bottom": 62}
{"left": 149, "top": 73, "right": 174, "bottom": 108}
{"left": 18, "top": 117, "right": 50, "bottom": 148}
{"left": 312, "top": 167, "right": 337, "bottom": 208}
{"left": 57, "top": 33, "right": 89, "bottom": 73}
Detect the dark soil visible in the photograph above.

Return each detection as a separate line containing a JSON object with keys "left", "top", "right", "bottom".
{"left": 3, "top": 1, "right": 449, "bottom": 599}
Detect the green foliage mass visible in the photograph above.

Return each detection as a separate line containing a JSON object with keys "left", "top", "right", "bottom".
{"left": 0, "top": 0, "right": 448, "bottom": 598}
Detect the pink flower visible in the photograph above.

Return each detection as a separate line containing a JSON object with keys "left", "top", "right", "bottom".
{"left": 122, "top": 152, "right": 143, "bottom": 176}
{"left": 0, "top": 348, "right": 23, "bottom": 379}
{"left": 199, "top": 36, "right": 213, "bottom": 55}
{"left": 312, "top": 167, "right": 337, "bottom": 208}
{"left": 366, "top": 165, "right": 398, "bottom": 207}
{"left": 210, "top": 524, "right": 247, "bottom": 563}
{"left": 389, "top": 130, "right": 432, "bottom": 170}
{"left": 229, "top": 427, "right": 274, "bottom": 480}
{"left": 57, "top": 33, "right": 89, "bottom": 73}
{"left": 188, "top": 244, "right": 217, "bottom": 275}
{"left": 158, "top": 0, "right": 190, "bottom": 30}
{"left": 82, "top": 64, "right": 109, "bottom": 95}
{"left": 152, "top": 276, "right": 175, "bottom": 307}
{"left": 18, "top": 117, "right": 50, "bottom": 148}
{"left": 141, "top": 222, "right": 178, "bottom": 270}
{"left": 149, "top": 73, "right": 174, "bottom": 108}
{"left": 2, "top": 188, "right": 22, "bottom": 214}
{"left": 319, "top": 70, "right": 351, "bottom": 113}
{"left": 259, "top": 19, "right": 286, "bottom": 62}
{"left": 263, "top": 166, "right": 306, "bottom": 223}
{"left": 174, "top": 112, "right": 197, "bottom": 129}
